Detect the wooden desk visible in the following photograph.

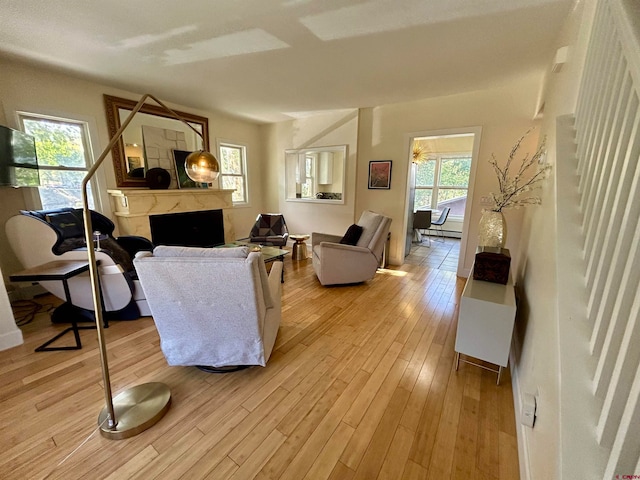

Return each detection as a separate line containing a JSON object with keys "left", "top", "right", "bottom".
{"left": 454, "top": 270, "right": 517, "bottom": 384}
{"left": 10, "top": 260, "right": 97, "bottom": 352}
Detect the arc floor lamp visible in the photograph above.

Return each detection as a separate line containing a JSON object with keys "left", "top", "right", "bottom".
{"left": 81, "top": 93, "right": 219, "bottom": 439}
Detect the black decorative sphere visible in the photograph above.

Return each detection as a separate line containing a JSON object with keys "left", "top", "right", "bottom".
{"left": 146, "top": 168, "right": 171, "bottom": 189}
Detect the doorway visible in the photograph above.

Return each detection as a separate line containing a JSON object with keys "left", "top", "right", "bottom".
{"left": 403, "top": 127, "right": 482, "bottom": 277}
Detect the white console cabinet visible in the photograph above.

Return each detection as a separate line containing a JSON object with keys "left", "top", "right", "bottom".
{"left": 454, "top": 271, "right": 517, "bottom": 384}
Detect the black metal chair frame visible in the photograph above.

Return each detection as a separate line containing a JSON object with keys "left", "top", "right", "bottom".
{"left": 428, "top": 207, "right": 451, "bottom": 242}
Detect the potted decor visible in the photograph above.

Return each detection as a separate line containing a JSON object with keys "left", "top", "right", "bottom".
{"left": 479, "top": 130, "right": 551, "bottom": 248}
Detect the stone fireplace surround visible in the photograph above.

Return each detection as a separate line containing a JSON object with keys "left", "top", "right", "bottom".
{"left": 107, "top": 188, "right": 235, "bottom": 243}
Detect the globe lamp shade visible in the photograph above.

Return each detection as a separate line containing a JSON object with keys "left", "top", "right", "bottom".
{"left": 185, "top": 150, "right": 220, "bottom": 183}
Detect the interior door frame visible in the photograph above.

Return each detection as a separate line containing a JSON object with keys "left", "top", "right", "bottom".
{"left": 402, "top": 126, "right": 482, "bottom": 277}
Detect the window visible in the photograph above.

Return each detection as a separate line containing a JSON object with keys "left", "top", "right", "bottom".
{"left": 218, "top": 141, "right": 248, "bottom": 204}
{"left": 19, "top": 113, "right": 94, "bottom": 210}
{"left": 415, "top": 154, "right": 471, "bottom": 216}
{"left": 301, "top": 154, "right": 316, "bottom": 198}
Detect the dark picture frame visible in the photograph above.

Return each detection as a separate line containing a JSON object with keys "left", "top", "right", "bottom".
{"left": 172, "top": 149, "right": 208, "bottom": 189}
{"left": 368, "top": 160, "right": 392, "bottom": 189}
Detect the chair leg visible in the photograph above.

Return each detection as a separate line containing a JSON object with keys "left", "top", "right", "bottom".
{"left": 414, "top": 229, "right": 431, "bottom": 247}
{"left": 431, "top": 226, "right": 445, "bottom": 243}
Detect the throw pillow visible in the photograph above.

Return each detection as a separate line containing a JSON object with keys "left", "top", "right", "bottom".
{"left": 340, "top": 224, "right": 364, "bottom": 245}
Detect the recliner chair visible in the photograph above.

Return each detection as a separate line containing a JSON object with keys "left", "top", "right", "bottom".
{"left": 312, "top": 210, "right": 392, "bottom": 286}
{"left": 133, "top": 245, "right": 282, "bottom": 369}
{"left": 5, "top": 207, "right": 153, "bottom": 320}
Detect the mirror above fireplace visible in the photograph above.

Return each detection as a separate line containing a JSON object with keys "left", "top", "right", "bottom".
{"left": 104, "top": 94, "right": 210, "bottom": 188}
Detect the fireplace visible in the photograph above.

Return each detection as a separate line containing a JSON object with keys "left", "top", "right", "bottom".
{"left": 150, "top": 209, "right": 225, "bottom": 248}
{"left": 107, "top": 188, "right": 235, "bottom": 243}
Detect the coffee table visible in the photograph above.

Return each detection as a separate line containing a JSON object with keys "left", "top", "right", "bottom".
{"left": 219, "top": 242, "right": 289, "bottom": 282}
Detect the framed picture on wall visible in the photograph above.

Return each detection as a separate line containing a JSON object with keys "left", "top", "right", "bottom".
{"left": 368, "top": 160, "right": 392, "bottom": 189}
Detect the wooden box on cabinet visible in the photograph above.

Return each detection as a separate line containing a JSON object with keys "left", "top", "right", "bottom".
{"left": 473, "top": 246, "right": 511, "bottom": 284}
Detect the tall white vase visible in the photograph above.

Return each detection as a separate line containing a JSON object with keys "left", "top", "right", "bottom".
{"left": 478, "top": 209, "right": 507, "bottom": 248}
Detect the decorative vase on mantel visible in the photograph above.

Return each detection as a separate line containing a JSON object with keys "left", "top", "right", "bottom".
{"left": 478, "top": 209, "right": 507, "bottom": 248}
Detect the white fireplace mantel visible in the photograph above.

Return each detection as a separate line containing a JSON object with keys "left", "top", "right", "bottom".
{"left": 107, "top": 188, "right": 235, "bottom": 242}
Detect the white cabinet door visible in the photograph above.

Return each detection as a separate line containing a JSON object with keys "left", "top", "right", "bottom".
{"left": 455, "top": 273, "right": 516, "bottom": 368}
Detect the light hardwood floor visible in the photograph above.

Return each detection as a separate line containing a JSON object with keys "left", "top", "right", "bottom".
{"left": 2, "top": 254, "right": 519, "bottom": 480}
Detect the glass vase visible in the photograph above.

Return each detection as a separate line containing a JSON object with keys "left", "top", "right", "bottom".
{"left": 478, "top": 209, "right": 507, "bottom": 248}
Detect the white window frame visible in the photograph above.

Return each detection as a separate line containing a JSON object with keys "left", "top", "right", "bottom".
{"left": 217, "top": 139, "right": 249, "bottom": 206}
{"left": 17, "top": 111, "right": 98, "bottom": 210}
{"left": 303, "top": 153, "right": 316, "bottom": 198}
{"left": 414, "top": 152, "right": 471, "bottom": 219}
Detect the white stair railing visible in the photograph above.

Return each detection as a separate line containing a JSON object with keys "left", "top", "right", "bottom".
{"left": 559, "top": 0, "right": 640, "bottom": 477}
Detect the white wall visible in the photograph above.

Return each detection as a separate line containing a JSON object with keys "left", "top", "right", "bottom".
{"left": 266, "top": 110, "right": 359, "bottom": 238}
{"left": 354, "top": 77, "right": 542, "bottom": 268}
{"left": 0, "top": 264, "right": 23, "bottom": 351}
{"left": 511, "top": 0, "right": 598, "bottom": 478}
{"left": 0, "top": 58, "right": 265, "bottom": 280}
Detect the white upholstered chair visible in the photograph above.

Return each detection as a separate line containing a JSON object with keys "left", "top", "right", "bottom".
{"left": 312, "top": 210, "right": 392, "bottom": 286}
{"left": 5, "top": 208, "right": 151, "bottom": 319}
{"left": 133, "top": 245, "right": 282, "bottom": 369}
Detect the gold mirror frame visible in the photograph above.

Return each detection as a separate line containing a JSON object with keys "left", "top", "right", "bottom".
{"left": 104, "top": 94, "right": 210, "bottom": 187}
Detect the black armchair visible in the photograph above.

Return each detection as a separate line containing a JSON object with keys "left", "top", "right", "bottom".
{"left": 248, "top": 213, "right": 289, "bottom": 247}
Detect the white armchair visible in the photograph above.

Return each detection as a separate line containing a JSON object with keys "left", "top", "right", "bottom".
{"left": 133, "top": 245, "right": 282, "bottom": 370}
{"left": 5, "top": 208, "right": 152, "bottom": 320}
{"left": 312, "top": 210, "right": 392, "bottom": 286}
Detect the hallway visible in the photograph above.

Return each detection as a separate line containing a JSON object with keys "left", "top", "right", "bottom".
{"left": 405, "top": 237, "right": 461, "bottom": 273}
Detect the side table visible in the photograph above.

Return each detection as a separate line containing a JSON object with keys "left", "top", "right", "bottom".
{"left": 9, "top": 260, "right": 99, "bottom": 352}
{"left": 290, "top": 234, "right": 310, "bottom": 260}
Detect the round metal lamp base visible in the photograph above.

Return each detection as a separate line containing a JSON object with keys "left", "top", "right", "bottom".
{"left": 98, "top": 382, "right": 171, "bottom": 440}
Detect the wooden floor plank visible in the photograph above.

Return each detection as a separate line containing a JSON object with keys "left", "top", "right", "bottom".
{"left": 351, "top": 386, "right": 411, "bottom": 479}
{"left": 377, "top": 424, "right": 415, "bottom": 480}
{"left": 1, "top": 250, "right": 519, "bottom": 479}
{"left": 303, "top": 421, "right": 355, "bottom": 480}
{"left": 262, "top": 377, "right": 352, "bottom": 479}
{"left": 340, "top": 359, "right": 409, "bottom": 470}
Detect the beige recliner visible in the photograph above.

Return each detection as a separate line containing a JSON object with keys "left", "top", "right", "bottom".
{"left": 312, "top": 210, "right": 392, "bottom": 286}
{"left": 134, "top": 245, "right": 282, "bottom": 369}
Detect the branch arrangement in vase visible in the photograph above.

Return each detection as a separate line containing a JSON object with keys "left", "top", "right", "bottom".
{"left": 488, "top": 129, "right": 551, "bottom": 212}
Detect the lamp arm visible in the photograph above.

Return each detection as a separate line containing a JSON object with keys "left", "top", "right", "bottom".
{"left": 81, "top": 93, "right": 199, "bottom": 430}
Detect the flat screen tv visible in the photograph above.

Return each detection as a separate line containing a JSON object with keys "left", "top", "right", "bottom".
{"left": 149, "top": 209, "right": 225, "bottom": 248}
{"left": 0, "top": 125, "right": 39, "bottom": 187}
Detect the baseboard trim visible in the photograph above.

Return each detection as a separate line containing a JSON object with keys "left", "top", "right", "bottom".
{"left": 7, "top": 284, "right": 47, "bottom": 302}
{"left": 0, "top": 329, "right": 24, "bottom": 351}
{"left": 510, "top": 335, "right": 532, "bottom": 480}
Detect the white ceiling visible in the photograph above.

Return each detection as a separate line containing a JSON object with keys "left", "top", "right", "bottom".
{"left": 0, "top": 0, "right": 574, "bottom": 123}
